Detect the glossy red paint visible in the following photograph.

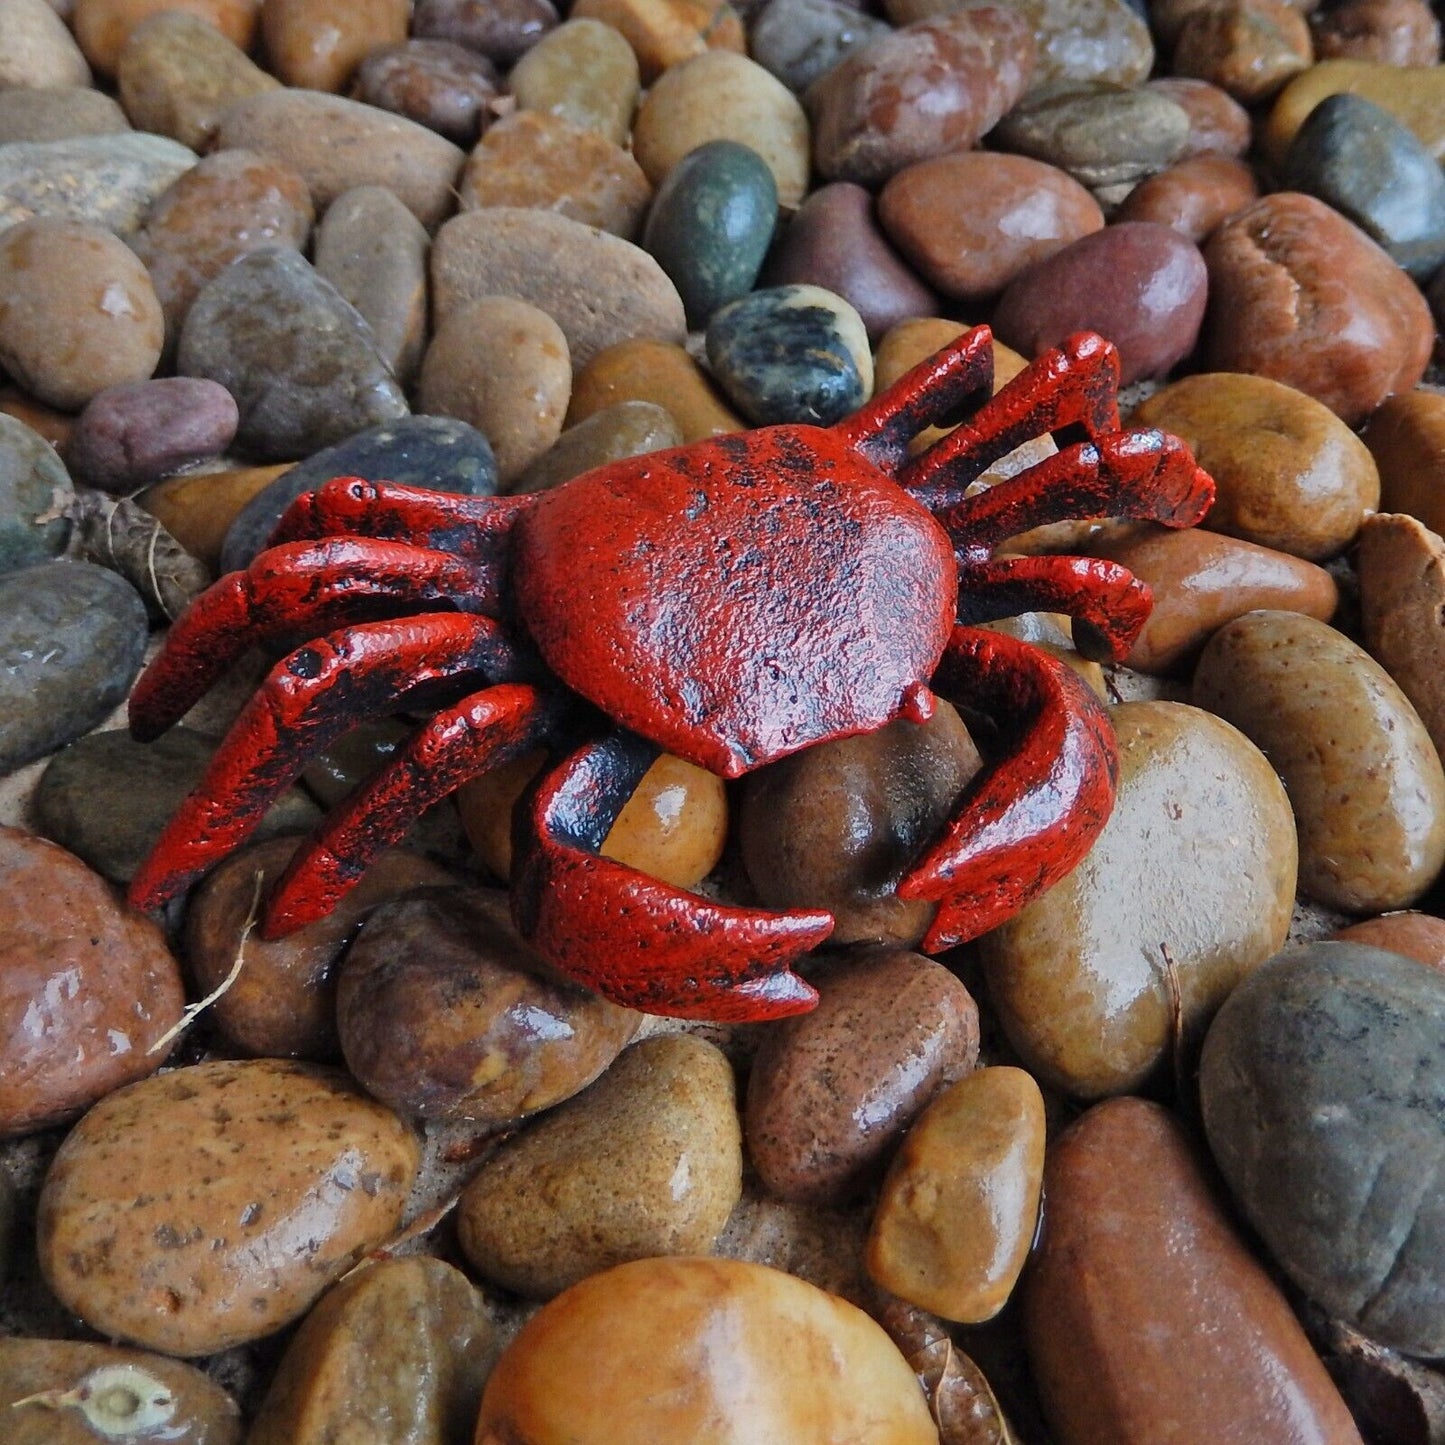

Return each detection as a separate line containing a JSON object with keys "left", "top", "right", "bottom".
{"left": 127, "top": 327, "right": 1214, "bottom": 1022}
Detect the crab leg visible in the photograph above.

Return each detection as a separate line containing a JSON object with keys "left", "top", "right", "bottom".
{"left": 128, "top": 614, "right": 521, "bottom": 912}
{"left": 263, "top": 682, "right": 560, "bottom": 935}
{"left": 954, "top": 554, "right": 1153, "bottom": 662}
{"left": 512, "top": 731, "right": 833, "bottom": 1022}
{"left": 902, "top": 331, "right": 1128, "bottom": 509}
{"left": 939, "top": 431, "right": 1214, "bottom": 563}
{"left": 129, "top": 539, "right": 496, "bottom": 741}
{"left": 897, "top": 626, "right": 1117, "bottom": 953}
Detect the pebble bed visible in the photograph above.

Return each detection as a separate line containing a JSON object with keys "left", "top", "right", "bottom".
{"left": 2, "top": 0, "right": 1445, "bottom": 1440}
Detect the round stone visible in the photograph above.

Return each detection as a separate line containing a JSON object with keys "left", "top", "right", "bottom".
{"left": 1113, "top": 152, "right": 1260, "bottom": 243}
{"left": 506, "top": 18, "right": 640, "bottom": 147}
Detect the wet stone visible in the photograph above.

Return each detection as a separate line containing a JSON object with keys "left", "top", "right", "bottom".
{"left": 1202, "top": 942, "right": 1445, "bottom": 1357}
{"left": 1171, "top": 0, "right": 1313, "bottom": 105}
{"left": 1365, "top": 391, "right": 1445, "bottom": 537}
{"left": 749, "top": 0, "right": 891, "bottom": 92}
{"left": 0, "top": 88, "right": 129, "bottom": 146}
{"left": 1146, "top": 75, "right": 1253, "bottom": 157}
{"left": 1282, "top": 92, "right": 1445, "bottom": 280}
{"left": 413, "top": 0, "right": 560, "bottom": 67}
{"left": 642, "top": 140, "right": 778, "bottom": 328}
{"left": 982, "top": 0, "right": 1153, "bottom": 90}
{"left": 34, "top": 727, "right": 320, "bottom": 886}
{"left": 221, "top": 414, "right": 497, "bottom": 572}
{"left": 567, "top": 338, "right": 741, "bottom": 441}
{"left": 260, "top": 0, "right": 410, "bottom": 93}
{"left": 0, "top": 412, "right": 72, "bottom": 575}
{"left": 351, "top": 39, "right": 501, "bottom": 148}
{"left": 1113, "top": 152, "right": 1260, "bottom": 244}
{"left": 506, "top": 17, "right": 640, "bottom": 147}
{"left": 1310, "top": 0, "right": 1440, "bottom": 65}
{"left": 706, "top": 284, "right": 871, "bottom": 427}
{"left": 0, "top": 561, "right": 147, "bottom": 775}
{"left": 177, "top": 248, "right": 408, "bottom": 465}
{"left": 512, "top": 400, "right": 681, "bottom": 494}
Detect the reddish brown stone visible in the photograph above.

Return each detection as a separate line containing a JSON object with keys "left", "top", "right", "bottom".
{"left": 1172, "top": 0, "right": 1313, "bottom": 104}
{"left": 1146, "top": 76, "right": 1253, "bottom": 157}
{"left": 1114, "top": 153, "right": 1259, "bottom": 243}
{"left": 1203, "top": 191, "right": 1434, "bottom": 424}
{"left": 1311, "top": 0, "right": 1440, "bottom": 65}
{"left": 879, "top": 152, "right": 1102, "bottom": 303}
{"left": 1024, "top": 1097, "right": 1365, "bottom": 1445}
{"left": 1332, "top": 911, "right": 1445, "bottom": 971}
{"left": 809, "top": 7, "right": 1035, "bottom": 188}
{"left": 351, "top": 38, "right": 501, "bottom": 147}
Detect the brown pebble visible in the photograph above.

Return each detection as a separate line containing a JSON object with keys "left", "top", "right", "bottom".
{"left": 73, "top": 0, "right": 259, "bottom": 76}
{"left": 1146, "top": 76, "right": 1253, "bottom": 157}
{"left": 570, "top": 0, "right": 744, "bottom": 82}
{"left": 413, "top": 0, "right": 559, "bottom": 67}
{"left": 1203, "top": 191, "right": 1435, "bottom": 425}
{"left": 138, "top": 463, "right": 290, "bottom": 570}
{"left": 0, "top": 88, "right": 127, "bottom": 146}
{"left": 1311, "top": 0, "right": 1440, "bottom": 66}
{"left": 0, "top": 0, "right": 93, "bottom": 89}
{"left": 350, "top": 38, "right": 500, "bottom": 147}
{"left": 508, "top": 17, "right": 640, "bottom": 146}
{"left": 1362, "top": 390, "right": 1445, "bottom": 536}
{"left": 0, "top": 385, "right": 73, "bottom": 450}
{"left": 1172, "top": 0, "right": 1313, "bottom": 104}
{"left": 1113, "top": 152, "right": 1259, "bottom": 242}
{"left": 260, "top": 0, "right": 409, "bottom": 92}
{"left": 1332, "top": 911, "right": 1445, "bottom": 971}
{"left": 567, "top": 338, "right": 742, "bottom": 439}
{"left": 512, "top": 399, "right": 681, "bottom": 495}
{"left": 1025, "top": 1097, "right": 1365, "bottom": 1445}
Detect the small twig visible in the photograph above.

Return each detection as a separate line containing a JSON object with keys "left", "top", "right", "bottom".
{"left": 1158, "top": 941, "right": 1187, "bottom": 1106}
{"left": 147, "top": 872, "right": 264, "bottom": 1056}
{"left": 339, "top": 1193, "right": 462, "bottom": 1283}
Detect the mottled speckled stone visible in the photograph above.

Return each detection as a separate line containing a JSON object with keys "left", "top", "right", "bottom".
{"left": 750, "top": 0, "right": 890, "bottom": 91}
{"left": 0, "top": 412, "right": 71, "bottom": 574}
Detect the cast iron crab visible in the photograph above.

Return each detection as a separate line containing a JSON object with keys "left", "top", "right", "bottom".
{"left": 128, "top": 327, "right": 1213, "bottom": 1022}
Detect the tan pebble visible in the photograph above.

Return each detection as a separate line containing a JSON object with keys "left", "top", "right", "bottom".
{"left": 631, "top": 50, "right": 810, "bottom": 208}
{"left": 1356, "top": 512, "right": 1445, "bottom": 767}
{"left": 431, "top": 208, "right": 685, "bottom": 370}
{"left": 418, "top": 295, "right": 570, "bottom": 486}
{"left": 1363, "top": 389, "right": 1445, "bottom": 536}
{"left": 509, "top": 16, "right": 640, "bottom": 144}
{"left": 459, "top": 109, "right": 652, "bottom": 239}
{"left": 73, "top": 0, "right": 260, "bottom": 76}
{"left": 1193, "top": 610, "right": 1445, "bottom": 913}
{"left": 513, "top": 398, "right": 681, "bottom": 494}
{"left": 475, "top": 1256, "right": 940, "bottom": 1443}
{"left": 1024, "top": 1097, "right": 1365, "bottom": 1445}
{"left": 1113, "top": 152, "right": 1260, "bottom": 242}
{"left": 213, "top": 88, "right": 465, "bottom": 229}
{"left": 0, "top": 0, "right": 92, "bottom": 89}
{"left": 1332, "top": 911, "right": 1445, "bottom": 971}
{"left": 568, "top": 337, "right": 741, "bottom": 440}
{"left": 260, "top": 0, "right": 408, "bottom": 91}
{"left": 1134, "top": 371, "right": 1379, "bottom": 560}
{"left": 0, "top": 217, "right": 163, "bottom": 411}
{"left": 982, "top": 701, "right": 1297, "bottom": 1098}
{"left": 458, "top": 1034, "right": 742, "bottom": 1297}
{"left": 0, "top": 87, "right": 129, "bottom": 144}
{"left": 37, "top": 1058, "right": 421, "bottom": 1356}
{"left": 601, "top": 751, "right": 727, "bottom": 887}
{"left": 1263, "top": 58, "right": 1445, "bottom": 166}
{"left": 571, "top": 0, "right": 743, "bottom": 82}
{"left": 248, "top": 1258, "right": 495, "bottom": 1445}
{"left": 455, "top": 749, "right": 548, "bottom": 880}
{"left": 117, "top": 10, "right": 279, "bottom": 152}
{"left": 313, "top": 185, "right": 428, "bottom": 386}
{"left": 1089, "top": 523, "right": 1338, "bottom": 673}
{"left": 1172, "top": 0, "right": 1313, "bottom": 103}
{"left": 866, "top": 1065, "right": 1044, "bottom": 1324}
{"left": 139, "top": 462, "right": 289, "bottom": 568}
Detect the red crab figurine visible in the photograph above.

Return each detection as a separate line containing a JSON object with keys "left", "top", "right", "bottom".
{"left": 127, "top": 326, "right": 1213, "bottom": 1022}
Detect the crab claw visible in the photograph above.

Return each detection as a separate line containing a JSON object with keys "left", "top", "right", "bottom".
{"left": 512, "top": 731, "right": 832, "bottom": 1022}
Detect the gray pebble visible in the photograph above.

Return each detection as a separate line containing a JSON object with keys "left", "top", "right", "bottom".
{"left": 0, "top": 413, "right": 72, "bottom": 575}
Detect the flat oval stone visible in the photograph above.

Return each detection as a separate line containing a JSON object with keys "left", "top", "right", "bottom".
{"left": 761, "top": 181, "right": 937, "bottom": 343}
{"left": 247, "top": 1258, "right": 496, "bottom": 1445}
{"left": 809, "top": 9, "right": 1036, "bottom": 188}
{"left": 642, "top": 139, "right": 778, "bottom": 328}
{"left": 0, "top": 561, "right": 147, "bottom": 774}
{"left": 1089, "top": 524, "right": 1338, "bottom": 673}
{"left": 64, "top": 377, "right": 237, "bottom": 493}
{"left": 37, "top": 1058, "right": 421, "bottom": 1357}
{"left": 1357, "top": 513, "right": 1445, "bottom": 764}
{"left": 458, "top": 1034, "right": 742, "bottom": 1297}
{"left": 34, "top": 727, "right": 319, "bottom": 887}
{"left": 1193, "top": 610, "right": 1445, "bottom": 913}
{"left": 0, "top": 1338, "right": 241, "bottom": 1445}
{"left": 1204, "top": 191, "right": 1432, "bottom": 425}
{"left": 631, "top": 50, "right": 810, "bottom": 207}
{"left": 1172, "top": 0, "right": 1313, "bottom": 104}
{"left": 178, "top": 247, "right": 408, "bottom": 464}
{"left": 0, "top": 825, "right": 183, "bottom": 1138}
{"left": 706, "top": 283, "right": 871, "bottom": 426}
{"left": 507, "top": 18, "right": 640, "bottom": 147}
{"left": 1113, "top": 152, "right": 1259, "bottom": 242}
{"left": 476, "top": 1257, "right": 939, "bottom": 1443}
{"left": 116, "top": 10, "right": 279, "bottom": 153}
{"left": 220, "top": 414, "right": 497, "bottom": 571}
{"left": 0, "top": 411, "right": 72, "bottom": 573}
{"left": 338, "top": 887, "right": 641, "bottom": 1124}
{"left": 1202, "top": 942, "right": 1445, "bottom": 1356}
{"left": 992, "top": 83, "right": 1189, "bottom": 189}
{"left": 879, "top": 151, "right": 1103, "bottom": 302}
{"left": 459, "top": 109, "right": 651, "bottom": 239}
{"left": 745, "top": 947, "right": 979, "bottom": 1204}
{"left": 1025, "top": 1096, "right": 1364, "bottom": 1444}
{"left": 212, "top": 89, "right": 465, "bottom": 229}
{"left": 981, "top": 700, "right": 1297, "bottom": 1098}
{"left": 866, "top": 1065, "right": 1044, "bottom": 1324}
{"left": 1146, "top": 74, "right": 1252, "bottom": 156}
{"left": 751, "top": 0, "right": 890, "bottom": 91}
{"left": 313, "top": 185, "right": 428, "bottom": 388}
{"left": 0, "top": 87, "right": 129, "bottom": 145}
{"left": 1364, "top": 390, "right": 1445, "bottom": 536}
{"left": 431, "top": 208, "right": 686, "bottom": 370}
{"left": 992, "top": 221, "right": 1207, "bottom": 385}
{"left": 0, "top": 0, "right": 92, "bottom": 90}
{"left": 1133, "top": 370, "right": 1380, "bottom": 559}
{"left": 0, "top": 132, "right": 196, "bottom": 237}
{"left": 352, "top": 38, "right": 500, "bottom": 148}
{"left": 1282, "top": 91, "right": 1445, "bottom": 279}
{"left": 567, "top": 337, "right": 742, "bottom": 441}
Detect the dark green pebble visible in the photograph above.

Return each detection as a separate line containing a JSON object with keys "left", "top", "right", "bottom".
{"left": 642, "top": 140, "right": 779, "bottom": 328}
{"left": 0, "top": 413, "right": 72, "bottom": 576}
{"left": 1283, "top": 93, "right": 1445, "bottom": 281}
